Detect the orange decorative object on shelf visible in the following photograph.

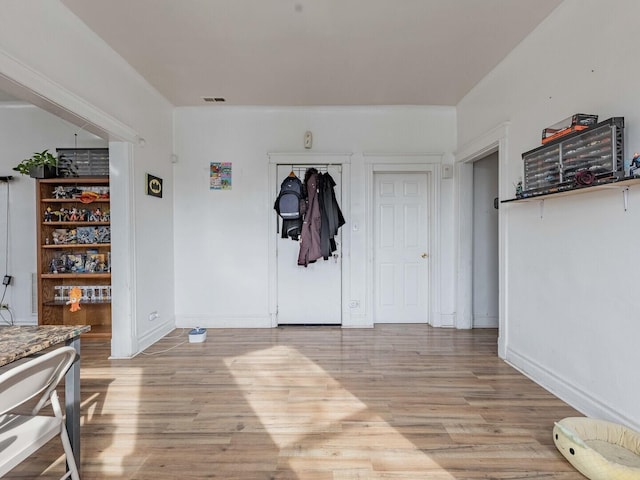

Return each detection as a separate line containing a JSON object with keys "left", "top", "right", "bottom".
{"left": 67, "top": 286, "right": 82, "bottom": 312}
{"left": 79, "top": 191, "right": 100, "bottom": 203}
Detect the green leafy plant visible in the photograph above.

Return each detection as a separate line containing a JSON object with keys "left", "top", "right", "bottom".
{"left": 13, "top": 149, "right": 58, "bottom": 176}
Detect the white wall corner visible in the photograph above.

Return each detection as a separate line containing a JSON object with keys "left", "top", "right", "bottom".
{"left": 134, "top": 319, "right": 175, "bottom": 355}
{"left": 506, "top": 347, "right": 640, "bottom": 432}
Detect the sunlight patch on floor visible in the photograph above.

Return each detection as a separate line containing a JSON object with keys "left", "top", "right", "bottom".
{"left": 81, "top": 366, "right": 143, "bottom": 477}
{"left": 224, "top": 345, "right": 455, "bottom": 478}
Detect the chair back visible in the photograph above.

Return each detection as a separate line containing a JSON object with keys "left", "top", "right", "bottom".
{"left": 0, "top": 346, "right": 77, "bottom": 416}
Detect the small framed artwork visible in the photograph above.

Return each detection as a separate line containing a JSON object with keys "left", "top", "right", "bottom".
{"left": 146, "top": 173, "right": 163, "bottom": 198}
{"left": 210, "top": 162, "right": 232, "bottom": 190}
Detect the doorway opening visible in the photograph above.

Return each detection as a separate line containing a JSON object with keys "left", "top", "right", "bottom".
{"left": 454, "top": 122, "right": 508, "bottom": 357}
{"left": 472, "top": 152, "right": 499, "bottom": 328}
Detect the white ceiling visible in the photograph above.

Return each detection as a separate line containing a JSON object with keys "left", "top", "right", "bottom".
{"left": 54, "top": 1, "right": 560, "bottom": 107}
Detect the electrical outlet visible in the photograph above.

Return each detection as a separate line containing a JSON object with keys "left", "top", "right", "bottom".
{"left": 2, "top": 275, "right": 12, "bottom": 286}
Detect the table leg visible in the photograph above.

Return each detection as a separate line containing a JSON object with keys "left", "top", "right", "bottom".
{"left": 65, "top": 336, "right": 81, "bottom": 473}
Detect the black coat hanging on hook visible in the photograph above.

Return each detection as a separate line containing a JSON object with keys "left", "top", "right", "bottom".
{"left": 319, "top": 171, "right": 345, "bottom": 259}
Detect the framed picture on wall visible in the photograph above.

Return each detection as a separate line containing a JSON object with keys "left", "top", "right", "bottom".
{"left": 146, "top": 173, "right": 163, "bottom": 198}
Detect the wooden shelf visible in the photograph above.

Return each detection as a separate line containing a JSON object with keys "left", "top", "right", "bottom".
{"left": 41, "top": 198, "right": 110, "bottom": 203}
{"left": 42, "top": 243, "right": 110, "bottom": 249}
{"left": 44, "top": 300, "right": 111, "bottom": 306}
{"left": 42, "top": 221, "right": 110, "bottom": 226}
{"left": 82, "top": 324, "right": 111, "bottom": 339}
{"left": 502, "top": 177, "right": 640, "bottom": 203}
{"left": 38, "top": 177, "right": 109, "bottom": 185}
{"left": 41, "top": 273, "right": 111, "bottom": 279}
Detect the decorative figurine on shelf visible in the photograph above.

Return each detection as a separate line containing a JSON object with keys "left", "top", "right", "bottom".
{"left": 50, "top": 256, "right": 66, "bottom": 274}
{"left": 52, "top": 185, "right": 66, "bottom": 199}
{"left": 44, "top": 206, "right": 53, "bottom": 222}
{"left": 67, "top": 286, "right": 82, "bottom": 312}
{"left": 89, "top": 207, "right": 102, "bottom": 222}
{"left": 69, "top": 207, "right": 79, "bottom": 221}
{"left": 630, "top": 153, "right": 640, "bottom": 177}
{"left": 57, "top": 207, "right": 69, "bottom": 222}
{"left": 515, "top": 179, "right": 524, "bottom": 198}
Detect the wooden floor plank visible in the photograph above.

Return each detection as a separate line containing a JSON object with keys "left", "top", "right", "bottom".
{"left": 5, "top": 325, "right": 585, "bottom": 479}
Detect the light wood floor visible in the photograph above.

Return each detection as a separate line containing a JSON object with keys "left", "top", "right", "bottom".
{"left": 9, "top": 325, "right": 585, "bottom": 479}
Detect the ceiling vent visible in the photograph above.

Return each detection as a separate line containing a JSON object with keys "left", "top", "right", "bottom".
{"left": 203, "top": 97, "right": 226, "bottom": 103}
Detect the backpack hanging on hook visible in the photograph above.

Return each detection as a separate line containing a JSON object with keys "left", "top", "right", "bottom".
{"left": 274, "top": 173, "right": 305, "bottom": 240}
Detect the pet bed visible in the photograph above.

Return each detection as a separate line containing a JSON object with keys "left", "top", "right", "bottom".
{"left": 553, "top": 417, "right": 640, "bottom": 480}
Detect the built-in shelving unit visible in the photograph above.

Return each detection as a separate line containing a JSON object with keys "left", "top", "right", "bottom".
{"left": 36, "top": 177, "right": 111, "bottom": 339}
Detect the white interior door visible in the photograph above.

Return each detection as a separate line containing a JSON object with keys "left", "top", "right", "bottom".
{"left": 276, "top": 164, "right": 342, "bottom": 324}
{"left": 374, "top": 172, "right": 430, "bottom": 323}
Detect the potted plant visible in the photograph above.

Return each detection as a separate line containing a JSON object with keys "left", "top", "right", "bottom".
{"left": 13, "top": 149, "right": 59, "bottom": 178}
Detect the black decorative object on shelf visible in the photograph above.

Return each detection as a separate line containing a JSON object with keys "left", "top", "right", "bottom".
{"left": 520, "top": 117, "right": 624, "bottom": 199}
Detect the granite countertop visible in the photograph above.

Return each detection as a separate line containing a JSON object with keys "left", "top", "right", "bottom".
{"left": 0, "top": 325, "right": 91, "bottom": 366}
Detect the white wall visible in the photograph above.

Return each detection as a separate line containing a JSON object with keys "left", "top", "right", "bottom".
{"left": 457, "top": 0, "right": 640, "bottom": 428}
{"left": 0, "top": 1, "right": 175, "bottom": 356}
{"left": 173, "top": 106, "right": 457, "bottom": 328}
{"left": 0, "top": 104, "right": 105, "bottom": 324}
{"left": 472, "top": 152, "right": 499, "bottom": 328}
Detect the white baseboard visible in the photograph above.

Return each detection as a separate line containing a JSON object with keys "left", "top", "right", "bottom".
{"left": 136, "top": 320, "right": 175, "bottom": 354}
{"left": 434, "top": 313, "right": 455, "bottom": 327}
{"left": 6, "top": 318, "right": 37, "bottom": 326}
{"left": 506, "top": 347, "right": 640, "bottom": 431}
{"left": 176, "top": 314, "right": 273, "bottom": 329}
{"left": 472, "top": 314, "right": 498, "bottom": 328}
{"left": 342, "top": 313, "right": 373, "bottom": 328}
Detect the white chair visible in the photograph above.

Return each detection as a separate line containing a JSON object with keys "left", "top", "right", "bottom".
{"left": 0, "top": 346, "right": 80, "bottom": 479}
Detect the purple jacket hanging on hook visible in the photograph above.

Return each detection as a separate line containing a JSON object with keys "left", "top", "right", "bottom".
{"left": 297, "top": 169, "right": 322, "bottom": 266}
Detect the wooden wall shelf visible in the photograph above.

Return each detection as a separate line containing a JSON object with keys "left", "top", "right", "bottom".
{"left": 501, "top": 177, "right": 640, "bottom": 204}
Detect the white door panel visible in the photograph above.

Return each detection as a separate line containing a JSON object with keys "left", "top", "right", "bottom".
{"left": 276, "top": 164, "right": 342, "bottom": 324}
{"left": 374, "top": 173, "right": 429, "bottom": 323}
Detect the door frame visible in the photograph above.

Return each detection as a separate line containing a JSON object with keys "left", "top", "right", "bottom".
{"left": 454, "top": 122, "right": 510, "bottom": 358}
{"left": 0, "top": 51, "right": 140, "bottom": 358}
{"left": 267, "top": 152, "right": 352, "bottom": 327}
{"left": 364, "top": 154, "right": 442, "bottom": 327}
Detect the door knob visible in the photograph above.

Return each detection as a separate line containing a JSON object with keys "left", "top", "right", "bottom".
{"left": 421, "top": 253, "right": 429, "bottom": 259}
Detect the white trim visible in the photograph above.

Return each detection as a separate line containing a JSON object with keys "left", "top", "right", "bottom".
{"left": 506, "top": 347, "right": 640, "bottom": 432}
{"left": 0, "top": 46, "right": 139, "bottom": 142}
{"left": 109, "top": 141, "right": 137, "bottom": 358}
{"left": 454, "top": 122, "right": 509, "bottom": 358}
{"left": 267, "top": 152, "right": 352, "bottom": 327}
{"left": 455, "top": 123, "right": 509, "bottom": 163}
{"left": 472, "top": 314, "right": 499, "bottom": 328}
{"left": 363, "top": 153, "right": 442, "bottom": 327}
{"left": 128, "top": 321, "right": 175, "bottom": 358}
